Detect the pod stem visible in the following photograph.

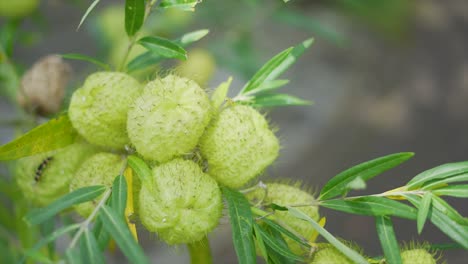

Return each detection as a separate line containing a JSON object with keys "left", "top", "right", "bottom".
{"left": 187, "top": 236, "right": 213, "bottom": 264}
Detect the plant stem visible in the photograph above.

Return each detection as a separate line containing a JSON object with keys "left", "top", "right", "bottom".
{"left": 68, "top": 188, "right": 112, "bottom": 248}
{"left": 187, "top": 236, "right": 213, "bottom": 264}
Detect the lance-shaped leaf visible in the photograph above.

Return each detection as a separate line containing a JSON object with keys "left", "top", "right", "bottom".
{"left": 160, "top": 0, "right": 200, "bottom": 11}
{"left": 24, "top": 186, "right": 106, "bottom": 226}
{"left": 111, "top": 175, "right": 127, "bottom": 217}
{"left": 433, "top": 185, "right": 468, "bottom": 198}
{"left": 287, "top": 206, "right": 369, "bottom": 264}
{"left": 127, "top": 155, "right": 151, "bottom": 186}
{"left": 407, "top": 161, "right": 468, "bottom": 190}
{"left": 20, "top": 224, "right": 81, "bottom": 264}
{"left": 127, "top": 29, "right": 208, "bottom": 72}
{"left": 251, "top": 93, "right": 312, "bottom": 108}
{"left": 77, "top": 0, "right": 100, "bottom": 30}
{"left": 259, "top": 217, "right": 310, "bottom": 249}
{"left": 211, "top": 77, "right": 232, "bottom": 109}
{"left": 417, "top": 192, "right": 432, "bottom": 234}
{"left": 423, "top": 174, "right": 468, "bottom": 190}
{"left": 375, "top": 216, "right": 402, "bottom": 264}
{"left": 99, "top": 205, "right": 149, "bottom": 264}
{"left": 240, "top": 38, "right": 313, "bottom": 96}
{"left": 222, "top": 187, "right": 256, "bottom": 264}
{"left": 138, "top": 36, "right": 187, "bottom": 60}
{"left": 405, "top": 195, "right": 468, "bottom": 249}
{"left": 80, "top": 229, "right": 105, "bottom": 264}
{"left": 62, "top": 53, "right": 110, "bottom": 70}
{"left": 255, "top": 223, "right": 303, "bottom": 262}
{"left": 252, "top": 223, "right": 269, "bottom": 261}
{"left": 125, "top": 0, "right": 145, "bottom": 37}
{"left": 319, "top": 152, "right": 414, "bottom": 200}
{"left": 0, "top": 114, "right": 78, "bottom": 160}
{"left": 320, "top": 196, "right": 417, "bottom": 220}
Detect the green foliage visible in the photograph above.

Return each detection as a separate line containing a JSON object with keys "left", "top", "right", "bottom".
{"left": 0, "top": 1, "right": 466, "bottom": 264}
{"left": 0, "top": 114, "right": 77, "bottom": 160}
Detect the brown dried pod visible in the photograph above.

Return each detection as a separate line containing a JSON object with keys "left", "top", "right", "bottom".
{"left": 17, "top": 54, "right": 72, "bottom": 116}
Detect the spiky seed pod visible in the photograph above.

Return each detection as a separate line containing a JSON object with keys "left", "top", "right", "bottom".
{"left": 68, "top": 72, "right": 142, "bottom": 149}
{"left": 177, "top": 49, "right": 216, "bottom": 87}
{"left": 247, "top": 182, "right": 319, "bottom": 255}
{"left": 0, "top": 0, "right": 39, "bottom": 18}
{"left": 309, "top": 244, "right": 354, "bottom": 264}
{"left": 127, "top": 74, "right": 212, "bottom": 162}
{"left": 17, "top": 54, "right": 72, "bottom": 116}
{"left": 199, "top": 104, "right": 279, "bottom": 188}
{"left": 401, "top": 249, "right": 437, "bottom": 264}
{"left": 138, "top": 158, "right": 222, "bottom": 245}
{"left": 70, "top": 152, "right": 126, "bottom": 217}
{"left": 15, "top": 142, "right": 98, "bottom": 206}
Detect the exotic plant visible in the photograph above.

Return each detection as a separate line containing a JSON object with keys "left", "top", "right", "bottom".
{"left": 0, "top": 1, "right": 466, "bottom": 264}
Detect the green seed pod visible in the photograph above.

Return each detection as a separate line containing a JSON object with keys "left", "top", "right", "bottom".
{"left": 68, "top": 72, "right": 142, "bottom": 149}
{"left": 0, "top": 0, "right": 39, "bottom": 18}
{"left": 310, "top": 244, "right": 354, "bottom": 264}
{"left": 401, "top": 249, "right": 437, "bottom": 264}
{"left": 199, "top": 105, "right": 279, "bottom": 188}
{"left": 139, "top": 158, "right": 222, "bottom": 245}
{"left": 247, "top": 182, "right": 319, "bottom": 255}
{"left": 70, "top": 152, "right": 126, "bottom": 217}
{"left": 127, "top": 75, "right": 212, "bottom": 162}
{"left": 15, "top": 141, "right": 97, "bottom": 206}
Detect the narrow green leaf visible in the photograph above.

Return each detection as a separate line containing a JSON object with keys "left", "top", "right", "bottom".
{"left": 125, "top": 0, "right": 145, "bottom": 37}
{"left": 99, "top": 205, "right": 149, "bottom": 264}
{"left": 21, "top": 224, "right": 80, "bottom": 264}
{"left": 422, "top": 173, "right": 468, "bottom": 190}
{"left": 433, "top": 185, "right": 468, "bottom": 198}
{"left": 111, "top": 175, "right": 127, "bottom": 217}
{"left": 407, "top": 161, "right": 468, "bottom": 190}
{"left": 77, "top": 0, "right": 101, "bottom": 30}
{"left": 319, "top": 152, "right": 414, "bottom": 200}
{"left": 259, "top": 218, "right": 310, "bottom": 248}
{"left": 126, "top": 51, "right": 161, "bottom": 72}
{"left": 417, "top": 192, "right": 432, "bottom": 234}
{"left": 320, "top": 196, "right": 417, "bottom": 220}
{"left": 287, "top": 206, "right": 369, "bottom": 264}
{"left": 0, "top": 114, "right": 78, "bottom": 160}
{"left": 406, "top": 195, "right": 468, "bottom": 249}
{"left": 80, "top": 229, "right": 105, "bottom": 264}
{"left": 160, "top": 0, "right": 199, "bottom": 11}
{"left": 256, "top": 224, "right": 303, "bottom": 262}
{"left": 40, "top": 220, "right": 56, "bottom": 258}
{"left": 252, "top": 223, "right": 269, "bottom": 262}
{"left": 93, "top": 218, "right": 111, "bottom": 250}
{"left": 243, "top": 79, "right": 289, "bottom": 96}
{"left": 375, "top": 216, "right": 402, "bottom": 264}
{"left": 138, "top": 36, "right": 187, "bottom": 60}
{"left": 251, "top": 93, "right": 312, "bottom": 108}
{"left": 430, "top": 195, "right": 468, "bottom": 225}
{"left": 24, "top": 186, "right": 106, "bottom": 226}
{"left": 240, "top": 47, "right": 291, "bottom": 95}
{"left": 211, "top": 77, "right": 232, "bottom": 109}
{"left": 263, "top": 225, "right": 295, "bottom": 264}
{"left": 127, "top": 155, "right": 151, "bottom": 185}
{"left": 428, "top": 243, "right": 464, "bottom": 250}
{"left": 127, "top": 29, "right": 208, "bottom": 72}
{"left": 65, "top": 248, "right": 82, "bottom": 264}
{"left": 240, "top": 38, "right": 313, "bottom": 95}
{"left": 62, "top": 53, "right": 110, "bottom": 70}
{"left": 178, "top": 29, "right": 210, "bottom": 45}
{"left": 221, "top": 187, "right": 256, "bottom": 264}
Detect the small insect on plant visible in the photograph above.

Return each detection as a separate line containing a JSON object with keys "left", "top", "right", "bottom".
{"left": 34, "top": 156, "right": 52, "bottom": 183}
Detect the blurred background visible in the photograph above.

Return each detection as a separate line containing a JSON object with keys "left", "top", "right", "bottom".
{"left": 1, "top": 0, "right": 468, "bottom": 263}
